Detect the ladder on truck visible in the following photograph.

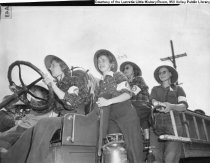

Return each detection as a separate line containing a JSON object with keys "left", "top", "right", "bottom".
{"left": 159, "top": 109, "right": 210, "bottom": 158}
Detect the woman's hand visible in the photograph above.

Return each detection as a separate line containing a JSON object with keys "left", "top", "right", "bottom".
{"left": 162, "top": 102, "right": 174, "bottom": 113}
{"left": 68, "top": 86, "right": 79, "bottom": 96}
{"left": 9, "top": 83, "right": 19, "bottom": 93}
{"left": 43, "top": 74, "right": 53, "bottom": 86}
{"left": 96, "top": 97, "right": 111, "bottom": 107}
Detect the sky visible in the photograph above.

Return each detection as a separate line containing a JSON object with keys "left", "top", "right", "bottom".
{"left": 0, "top": 5, "right": 210, "bottom": 115}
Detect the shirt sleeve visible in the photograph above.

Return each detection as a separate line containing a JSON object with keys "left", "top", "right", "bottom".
{"left": 150, "top": 86, "right": 160, "bottom": 104}
{"left": 135, "top": 76, "right": 148, "bottom": 90}
{"left": 135, "top": 76, "right": 150, "bottom": 95}
{"left": 134, "top": 76, "right": 151, "bottom": 105}
{"left": 114, "top": 72, "right": 133, "bottom": 97}
{"left": 177, "top": 86, "right": 188, "bottom": 108}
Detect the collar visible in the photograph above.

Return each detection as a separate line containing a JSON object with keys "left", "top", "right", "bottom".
{"left": 0, "top": 108, "right": 7, "bottom": 111}
{"left": 128, "top": 75, "right": 134, "bottom": 82}
{"left": 55, "top": 73, "right": 65, "bottom": 82}
{"left": 102, "top": 71, "right": 114, "bottom": 80}
{"left": 160, "top": 85, "right": 174, "bottom": 91}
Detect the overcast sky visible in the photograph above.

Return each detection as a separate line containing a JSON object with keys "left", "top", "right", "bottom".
{"left": 0, "top": 5, "right": 210, "bottom": 115}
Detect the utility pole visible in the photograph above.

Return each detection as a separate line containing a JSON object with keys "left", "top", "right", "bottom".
{"left": 160, "top": 40, "right": 187, "bottom": 84}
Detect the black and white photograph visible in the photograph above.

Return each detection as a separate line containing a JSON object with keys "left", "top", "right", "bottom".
{"left": 0, "top": 4, "right": 210, "bottom": 163}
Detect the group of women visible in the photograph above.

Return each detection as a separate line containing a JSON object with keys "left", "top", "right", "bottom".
{"left": 1, "top": 49, "right": 188, "bottom": 163}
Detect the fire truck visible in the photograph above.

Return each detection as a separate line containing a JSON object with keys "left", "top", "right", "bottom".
{"left": 0, "top": 61, "right": 210, "bottom": 163}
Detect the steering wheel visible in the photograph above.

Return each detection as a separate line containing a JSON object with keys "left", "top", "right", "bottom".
{"left": 7, "top": 61, "right": 55, "bottom": 113}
